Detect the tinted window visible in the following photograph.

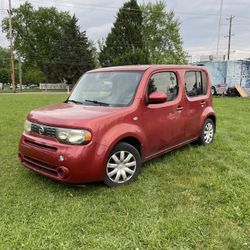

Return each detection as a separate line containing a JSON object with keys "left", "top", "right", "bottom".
{"left": 185, "top": 71, "right": 208, "bottom": 97}
{"left": 148, "top": 72, "right": 178, "bottom": 101}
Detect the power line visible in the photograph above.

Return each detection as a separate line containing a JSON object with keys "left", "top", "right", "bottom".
{"left": 18, "top": 0, "right": 143, "bottom": 14}
{"left": 1, "top": 1, "right": 249, "bottom": 60}
{"left": 15, "top": 0, "right": 250, "bottom": 20}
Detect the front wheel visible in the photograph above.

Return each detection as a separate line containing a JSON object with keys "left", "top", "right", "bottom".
{"left": 104, "top": 142, "right": 141, "bottom": 187}
{"left": 198, "top": 119, "right": 215, "bottom": 145}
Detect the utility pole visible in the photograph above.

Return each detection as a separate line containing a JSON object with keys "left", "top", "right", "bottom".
{"left": 7, "top": 0, "right": 16, "bottom": 93}
{"left": 216, "top": 0, "right": 223, "bottom": 60}
{"left": 226, "top": 15, "right": 235, "bottom": 61}
{"left": 19, "top": 58, "right": 22, "bottom": 91}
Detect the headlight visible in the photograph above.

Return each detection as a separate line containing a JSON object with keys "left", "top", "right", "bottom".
{"left": 56, "top": 128, "right": 92, "bottom": 145}
{"left": 24, "top": 120, "right": 32, "bottom": 133}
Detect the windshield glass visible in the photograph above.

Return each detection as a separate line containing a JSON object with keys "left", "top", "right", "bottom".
{"left": 68, "top": 71, "right": 143, "bottom": 107}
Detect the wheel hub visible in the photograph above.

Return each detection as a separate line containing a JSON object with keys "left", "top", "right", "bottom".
{"left": 204, "top": 122, "right": 214, "bottom": 144}
{"left": 106, "top": 151, "right": 136, "bottom": 184}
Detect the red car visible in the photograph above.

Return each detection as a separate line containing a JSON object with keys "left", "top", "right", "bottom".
{"left": 19, "top": 65, "right": 216, "bottom": 187}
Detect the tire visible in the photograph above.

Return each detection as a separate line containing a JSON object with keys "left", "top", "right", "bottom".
{"left": 211, "top": 87, "right": 217, "bottom": 96}
{"left": 103, "top": 142, "right": 141, "bottom": 187}
{"left": 198, "top": 119, "right": 215, "bottom": 145}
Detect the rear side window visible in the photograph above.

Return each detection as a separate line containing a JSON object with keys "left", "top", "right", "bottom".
{"left": 185, "top": 71, "right": 208, "bottom": 97}
{"left": 148, "top": 72, "right": 178, "bottom": 101}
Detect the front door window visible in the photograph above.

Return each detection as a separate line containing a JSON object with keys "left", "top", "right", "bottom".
{"left": 148, "top": 72, "right": 178, "bottom": 101}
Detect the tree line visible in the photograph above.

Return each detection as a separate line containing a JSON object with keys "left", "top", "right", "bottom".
{"left": 1, "top": 0, "right": 186, "bottom": 85}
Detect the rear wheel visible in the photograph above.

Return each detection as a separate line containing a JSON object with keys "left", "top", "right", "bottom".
{"left": 198, "top": 119, "right": 215, "bottom": 145}
{"left": 104, "top": 142, "right": 141, "bottom": 187}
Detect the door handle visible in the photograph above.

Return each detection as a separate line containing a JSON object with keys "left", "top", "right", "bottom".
{"left": 176, "top": 106, "right": 183, "bottom": 111}
{"left": 201, "top": 100, "right": 206, "bottom": 107}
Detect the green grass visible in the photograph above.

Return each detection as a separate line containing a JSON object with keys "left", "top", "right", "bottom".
{"left": 0, "top": 95, "right": 249, "bottom": 249}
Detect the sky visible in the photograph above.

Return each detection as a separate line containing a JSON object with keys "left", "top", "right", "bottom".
{"left": 0, "top": 0, "right": 250, "bottom": 62}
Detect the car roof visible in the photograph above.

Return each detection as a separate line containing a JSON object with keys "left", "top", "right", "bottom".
{"left": 88, "top": 65, "right": 207, "bottom": 73}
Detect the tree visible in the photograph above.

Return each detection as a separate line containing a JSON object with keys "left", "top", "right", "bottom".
{"left": 99, "top": 0, "right": 148, "bottom": 67}
{"left": 0, "top": 47, "right": 12, "bottom": 83}
{"left": 2, "top": 2, "right": 71, "bottom": 82}
{"left": 2, "top": 2, "right": 95, "bottom": 84}
{"left": 0, "top": 46, "right": 45, "bottom": 85}
{"left": 0, "top": 68, "right": 10, "bottom": 83}
{"left": 22, "top": 65, "right": 44, "bottom": 84}
{"left": 141, "top": 1, "right": 187, "bottom": 64}
{"left": 53, "top": 15, "right": 95, "bottom": 85}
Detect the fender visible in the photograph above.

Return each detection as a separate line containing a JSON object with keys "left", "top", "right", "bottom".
{"left": 199, "top": 106, "right": 216, "bottom": 134}
{"left": 99, "top": 122, "right": 146, "bottom": 161}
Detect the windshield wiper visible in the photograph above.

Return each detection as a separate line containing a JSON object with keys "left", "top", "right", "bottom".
{"left": 67, "top": 99, "right": 85, "bottom": 104}
{"left": 85, "top": 99, "right": 110, "bottom": 106}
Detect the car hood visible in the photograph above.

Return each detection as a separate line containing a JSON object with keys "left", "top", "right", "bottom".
{"left": 28, "top": 103, "right": 124, "bottom": 128}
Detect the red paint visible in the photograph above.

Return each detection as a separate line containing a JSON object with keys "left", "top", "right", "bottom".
{"left": 19, "top": 65, "right": 216, "bottom": 184}
{"left": 148, "top": 91, "right": 167, "bottom": 104}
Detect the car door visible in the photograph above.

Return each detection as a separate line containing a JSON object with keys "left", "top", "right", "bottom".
{"left": 184, "top": 70, "right": 208, "bottom": 140}
{"left": 142, "top": 71, "right": 185, "bottom": 157}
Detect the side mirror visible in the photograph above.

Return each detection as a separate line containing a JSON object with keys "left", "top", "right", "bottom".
{"left": 148, "top": 91, "right": 167, "bottom": 104}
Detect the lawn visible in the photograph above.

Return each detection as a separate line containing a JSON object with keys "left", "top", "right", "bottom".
{"left": 0, "top": 95, "right": 249, "bottom": 249}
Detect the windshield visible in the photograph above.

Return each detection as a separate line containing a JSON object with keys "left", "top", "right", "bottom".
{"left": 68, "top": 71, "right": 143, "bottom": 107}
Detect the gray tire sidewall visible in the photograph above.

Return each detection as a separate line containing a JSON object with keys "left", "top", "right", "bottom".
{"left": 103, "top": 142, "right": 141, "bottom": 187}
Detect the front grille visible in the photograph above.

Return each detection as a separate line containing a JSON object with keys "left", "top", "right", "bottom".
{"left": 23, "top": 155, "right": 58, "bottom": 176}
{"left": 24, "top": 139, "right": 57, "bottom": 151}
{"left": 31, "top": 123, "right": 57, "bottom": 138}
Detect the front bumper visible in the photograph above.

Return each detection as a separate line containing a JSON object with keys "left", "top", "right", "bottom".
{"left": 19, "top": 133, "right": 108, "bottom": 184}
{"left": 216, "top": 87, "right": 227, "bottom": 95}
